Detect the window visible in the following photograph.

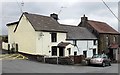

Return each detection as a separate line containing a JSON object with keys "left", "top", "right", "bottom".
{"left": 51, "top": 33, "right": 57, "bottom": 42}
{"left": 118, "top": 49, "right": 120, "bottom": 54}
{"left": 73, "top": 40, "right": 77, "bottom": 46}
{"left": 67, "top": 48, "right": 71, "bottom": 55}
{"left": 106, "top": 36, "right": 109, "bottom": 46}
{"left": 74, "top": 51, "right": 77, "bottom": 56}
{"left": 113, "top": 36, "right": 116, "bottom": 42}
{"left": 93, "top": 40, "right": 97, "bottom": 45}
{"left": 51, "top": 46, "right": 57, "bottom": 56}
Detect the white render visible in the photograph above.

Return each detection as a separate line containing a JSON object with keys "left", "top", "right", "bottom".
{"left": 7, "top": 14, "right": 70, "bottom": 56}
{"left": 6, "top": 13, "right": 98, "bottom": 57}
{"left": 8, "top": 23, "right": 16, "bottom": 49}
{"left": 36, "top": 31, "right": 68, "bottom": 56}
{"left": 68, "top": 40, "right": 98, "bottom": 58}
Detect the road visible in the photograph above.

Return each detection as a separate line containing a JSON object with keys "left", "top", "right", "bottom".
{"left": 0, "top": 50, "right": 119, "bottom": 73}
{"left": 2, "top": 59, "right": 119, "bottom": 73}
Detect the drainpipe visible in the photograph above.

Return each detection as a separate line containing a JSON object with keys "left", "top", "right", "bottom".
{"left": 86, "top": 40, "right": 89, "bottom": 58}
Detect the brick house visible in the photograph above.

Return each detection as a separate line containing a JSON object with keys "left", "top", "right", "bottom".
{"left": 78, "top": 15, "right": 120, "bottom": 61}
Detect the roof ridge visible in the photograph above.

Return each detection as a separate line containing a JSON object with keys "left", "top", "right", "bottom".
{"left": 61, "top": 24, "right": 84, "bottom": 28}
{"left": 88, "top": 20, "right": 107, "bottom": 24}
{"left": 87, "top": 20, "right": 120, "bottom": 34}
{"left": 24, "top": 12, "right": 51, "bottom": 18}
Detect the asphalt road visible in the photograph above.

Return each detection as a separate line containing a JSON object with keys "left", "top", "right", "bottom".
{"left": 2, "top": 59, "right": 119, "bottom": 73}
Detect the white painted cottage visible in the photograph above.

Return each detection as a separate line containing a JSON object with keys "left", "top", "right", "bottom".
{"left": 6, "top": 12, "right": 98, "bottom": 58}
{"left": 60, "top": 25, "right": 98, "bottom": 57}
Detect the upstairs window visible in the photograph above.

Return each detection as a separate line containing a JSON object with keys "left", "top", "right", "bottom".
{"left": 106, "top": 36, "right": 109, "bottom": 46}
{"left": 113, "top": 36, "right": 116, "bottom": 42}
{"left": 93, "top": 40, "right": 97, "bottom": 45}
{"left": 51, "top": 33, "right": 57, "bottom": 42}
{"left": 73, "top": 40, "right": 77, "bottom": 46}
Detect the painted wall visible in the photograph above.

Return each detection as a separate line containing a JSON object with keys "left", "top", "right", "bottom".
{"left": 2, "top": 42, "right": 8, "bottom": 50}
{"left": 8, "top": 24, "right": 16, "bottom": 48}
{"left": 36, "top": 31, "right": 67, "bottom": 56}
{"left": 15, "top": 15, "right": 36, "bottom": 55}
{"left": 68, "top": 40, "right": 98, "bottom": 58}
{"left": 7, "top": 14, "right": 68, "bottom": 56}
{"left": 64, "top": 44, "right": 74, "bottom": 56}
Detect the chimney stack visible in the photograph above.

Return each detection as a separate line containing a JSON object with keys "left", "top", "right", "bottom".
{"left": 81, "top": 14, "right": 88, "bottom": 23}
{"left": 78, "top": 14, "right": 88, "bottom": 27}
{"left": 50, "top": 13, "right": 59, "bottom": 21}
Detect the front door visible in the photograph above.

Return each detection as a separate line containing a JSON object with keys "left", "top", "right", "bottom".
{"left": 93, "top": 49, "right": 96, "bottom": 55}
{"left": 83, "top": 51, "right": 87, "bottom": 58}
{"left": 109, "top": 49, "right": 113, "bottom": 60}
{"left": 59, "top": 47, "right": 64, "bottom": 56}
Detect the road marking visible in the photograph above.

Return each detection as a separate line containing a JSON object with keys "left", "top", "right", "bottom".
{"left": 0, "top": 53, "right": 28, "bottom": 60}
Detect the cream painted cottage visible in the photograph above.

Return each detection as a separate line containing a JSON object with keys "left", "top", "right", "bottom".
{"left": 6, "top": 12, "right": 98, "bottom": 58}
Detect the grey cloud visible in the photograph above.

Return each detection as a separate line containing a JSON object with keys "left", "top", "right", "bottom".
{"left": 1, "top": 2, "right": 118, "bottom": 35}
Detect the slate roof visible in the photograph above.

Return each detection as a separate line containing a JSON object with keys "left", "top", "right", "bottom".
{"left": 60, "top": 24, "right": 97, "bottom": 40}
{"left": 57, "top": 42, "right": 71, "bottom": 47}
{"left": 87, "top": 20, "right": 120, "bottom": 34}
{"left": 7, "top": 21, "right": 19, "bottom": 26}
{"left": 24, "top": 12, "right": 66, "bottom": 32}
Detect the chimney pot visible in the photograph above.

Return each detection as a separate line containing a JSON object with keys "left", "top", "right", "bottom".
{"left": 50, "top": 13, "right": 59, "bottom": 20}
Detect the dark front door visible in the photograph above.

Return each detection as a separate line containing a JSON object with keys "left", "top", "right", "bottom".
{"left": 93, "top": 49, "right": 96, "bottom": 55}
{"left": 109, "top": 49, "right": 113, "bottom": 60}
{"left": 83, "top": 51, "right": 87, "bottom": 58}
{"left": 16, "top": 44, "right": 18, "bottom": 53}
{"left": 59, "top": 47, "right": 64, "bottom": 56}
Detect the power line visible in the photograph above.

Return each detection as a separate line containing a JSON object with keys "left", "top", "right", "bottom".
{"left": 101, "top": 0, "right": 120, "bottom": 22}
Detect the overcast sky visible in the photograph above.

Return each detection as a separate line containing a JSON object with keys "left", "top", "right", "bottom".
{"left": 0, "top": 0, "right": 120, "bottom": 35}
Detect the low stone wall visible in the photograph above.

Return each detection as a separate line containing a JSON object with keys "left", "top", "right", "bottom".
{"left": 44, "top": 57, "right": 74, "bottom": 65}
{"left": 45, "top": 57, "right": 58, "bottom": 64}
{"left": 36, "top": 55, "right": 84, "bottom": 65}
{"left": 69, "top": 55, "right": 85, "bottom": 64}
{"left": 58, "top": 57, "right": 74, "bottom": 65}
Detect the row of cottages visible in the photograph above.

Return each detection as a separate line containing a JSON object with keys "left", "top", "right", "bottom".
{"left": 79, "top": 15, "right": 120, "bottom": 61}
{"left": 6, "top": 12, "right": 97, "bottom": 58}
